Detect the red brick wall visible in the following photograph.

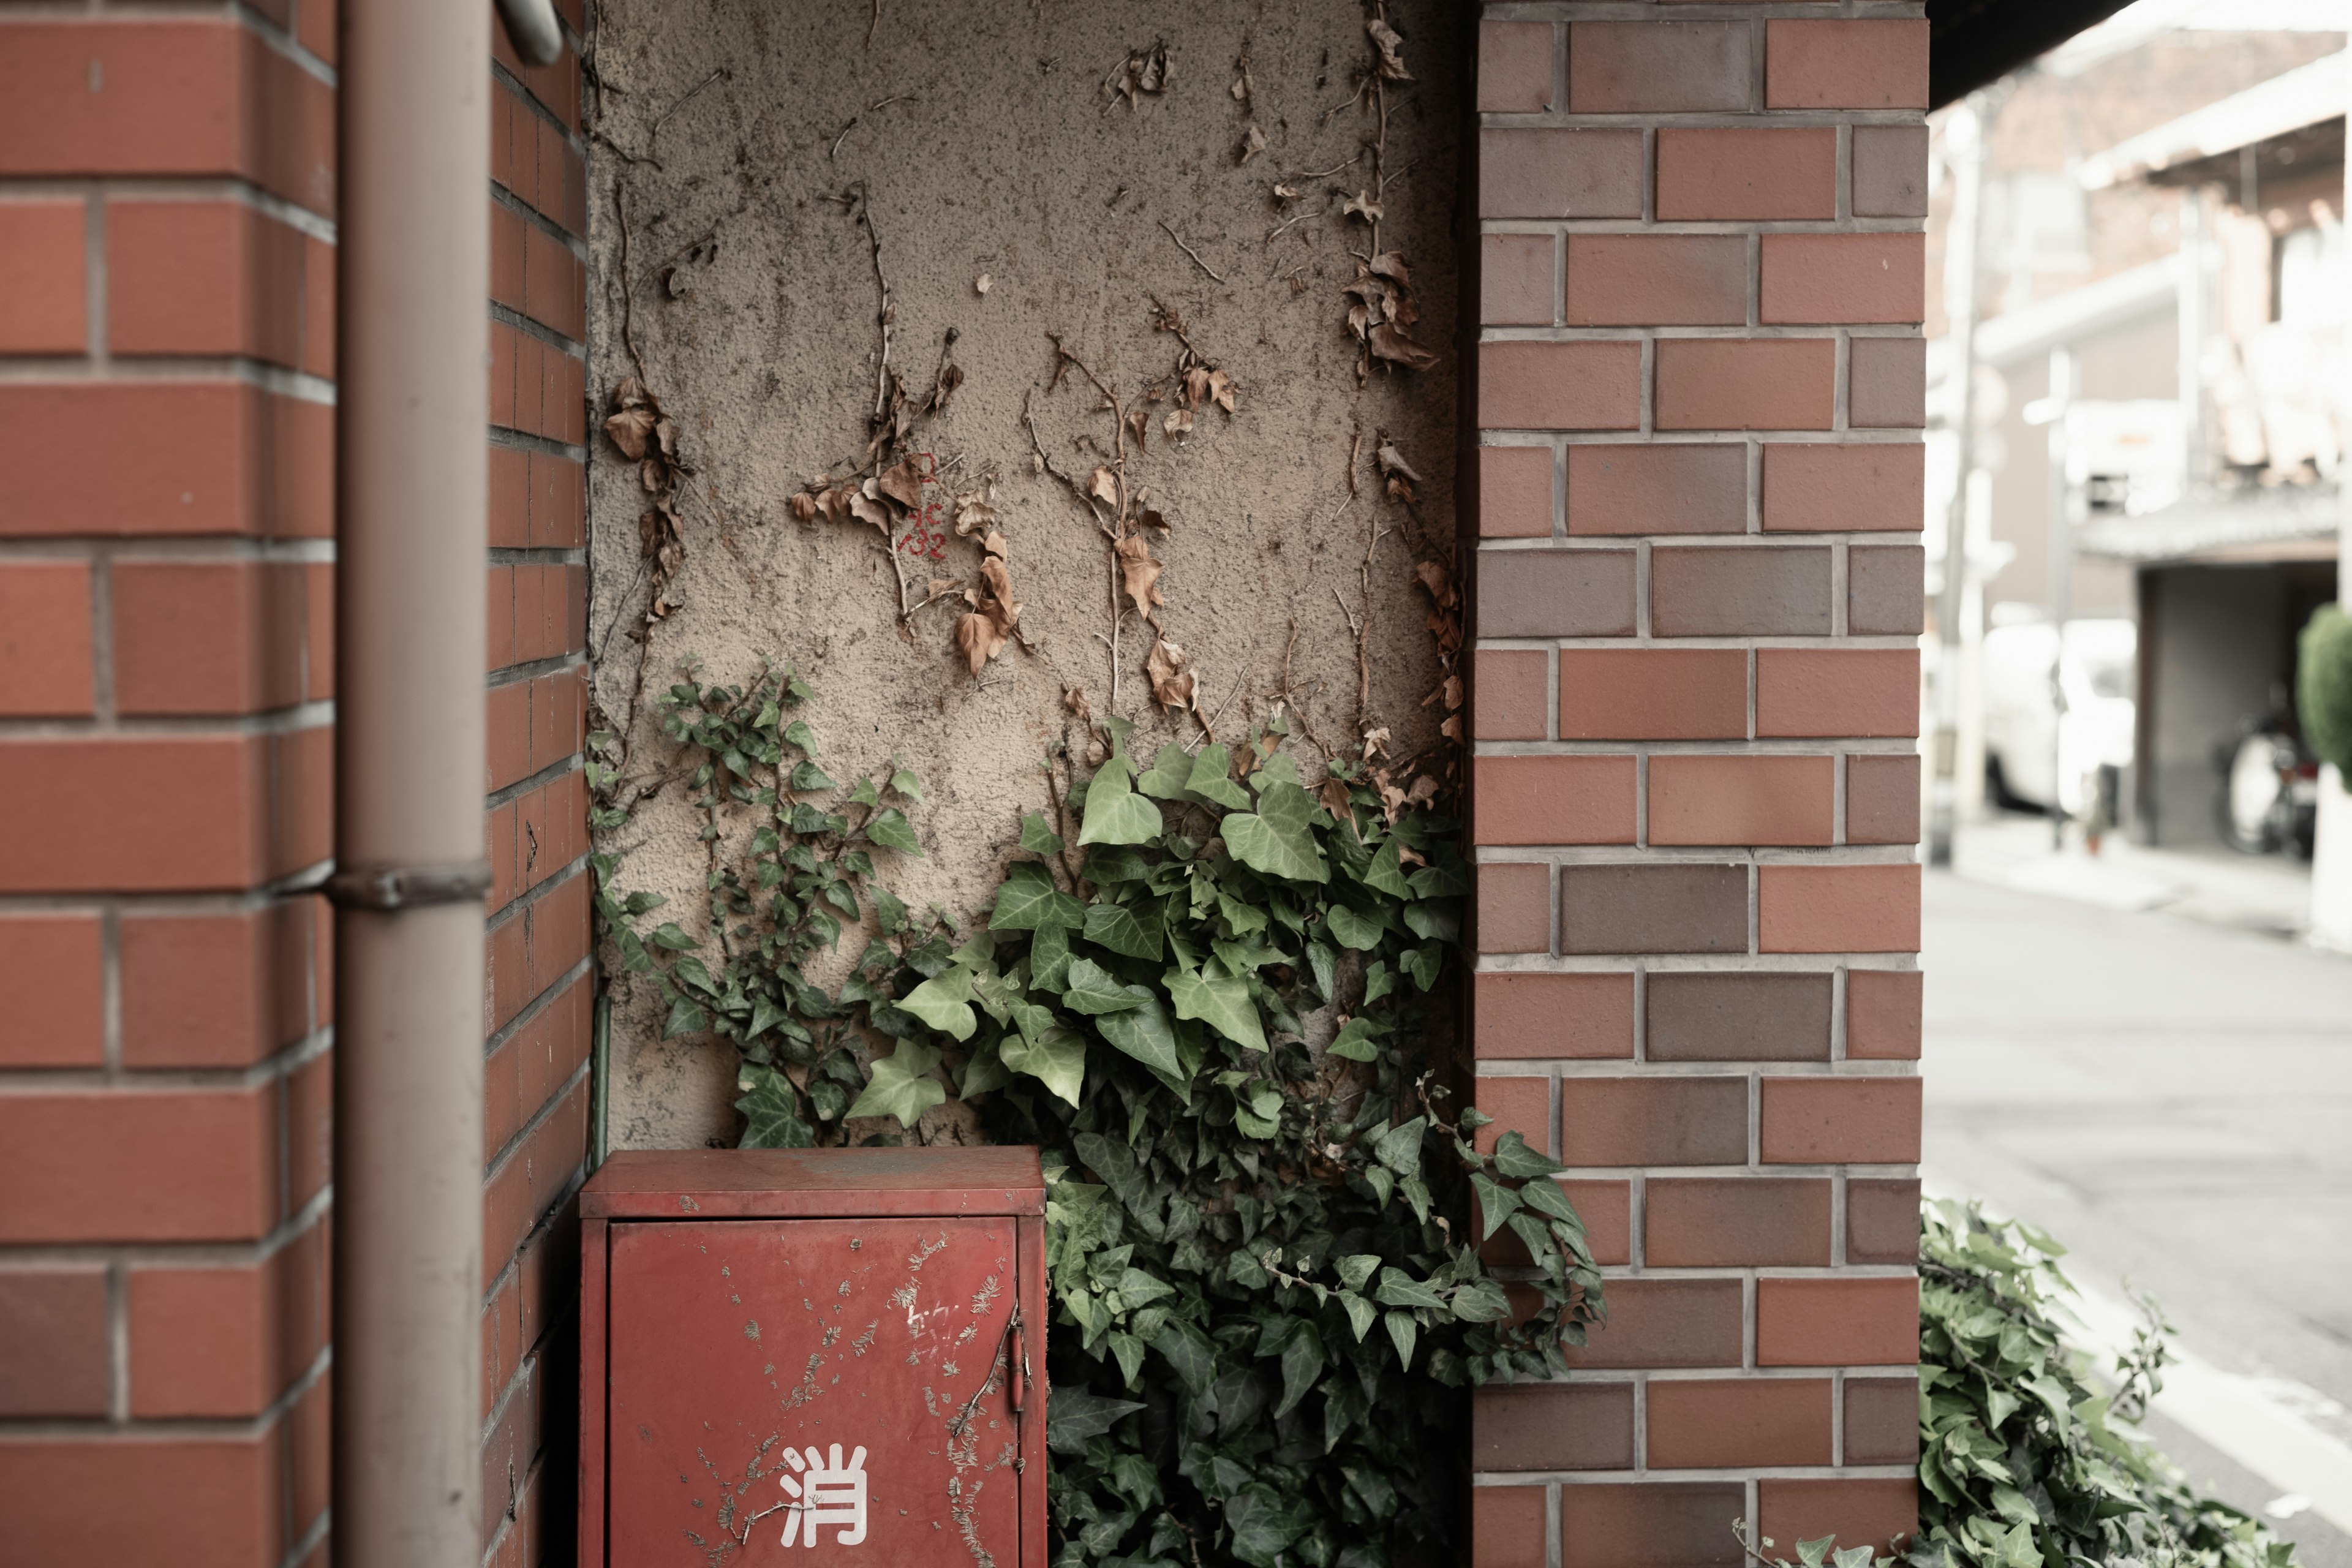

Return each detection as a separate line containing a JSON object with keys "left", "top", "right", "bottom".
{"left": 1468, "top": 9, "right": 1927, "bottom": 1564}
{"left": 0, "top": 6, "right": 592, "bottom": 1565}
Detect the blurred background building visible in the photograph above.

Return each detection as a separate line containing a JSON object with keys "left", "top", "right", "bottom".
{"left": 1924, "top": 0, "right": 2347, "bottom": 913}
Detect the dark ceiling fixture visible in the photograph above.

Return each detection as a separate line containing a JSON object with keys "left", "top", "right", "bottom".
{"left": 1929, "top": 0, "right": 2140, "bottom": 107}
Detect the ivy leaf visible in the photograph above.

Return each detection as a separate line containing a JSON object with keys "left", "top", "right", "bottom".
{"left": 1152, "top": 1319, "right": 1218, "bottom": 1396}
{"left": 1337, "top": 1291, "right": 1378, "bottom": 1343}
{"left": 1226, "top": 1483, "right": 1314, "bottom": 1566}
{"left": 782, "top": 718, "right": 818, "bottom": 754}
{"left": 1471, "top": 1173, "right": 1522, "bottom": 1239}
{"left": 1134, "top": 742, "right": 1196, "bottom": 801}
{"left": 1077, "top": 750, "right": 1164, "bottom": 846}
{"left": 1507, "top": 1212, "right": 1562, "bottom": 1271}
{"left": 1274, "top": 1320, "right": 1325, "bottom": 1419}
{"left": 889, "top": 767, "right": 922, "bottom": 801}
{"left": 999, "top": 1019, "right": 1088, "bottom": 1107}
{"left": 843, "top": 1039, "right": 948, "bottom": 1128}
{"left": 894, "top": 967, "right": 978, "bottom": 1041}
{"left": 865, "top": 807, "right": 924, "bottom": 856}
{"left": 1096, "top": 986, "right": 1183, "bottom": 1083}
{"left": 650, "top": 921, "right": 699, "bottom": 952}
{"left": 1061, "top": 958, "right": 1147, "bottom": 1015}
{"left": 1166, "top": 968, "right": 1265, "bottom": 1050}
{"left": 1083, "top": 899, "right": 1166, "bottom": 961}
{"left": 1186, "top": 744, "right": 1254, "bottom": 810}
{"left": 1400, "top": 941, "right": 1444, "bottom": 992}
{"left": 992, "top": 861, "right": 1085, "bottom": 931}
{"left": 1373, "top": 1116, "right": 1425, "bottom": 1177}
{"left": 1221, "top": 779, "right": 1329, "bottom": 883}
{"left": 872, "top": 886, "right": 909, "bottom": 936}
{"left": 1020, "top": 812, "right": 1065, "bottom": 854}
{"left": 1324, "top": 903, "right": 1385, "bottom": 951}
{"left": 848, "top": 777, "right": 880, "bottom": 807}
{"left": 1373, "top": 1267, "right": 1446, "bottom": 1311}
{"left": 957, "top": 1038, "right": 1012, "bottom": 1097}
{"left": 1360, "top": 835, "right": 1411, "bottom": 897}
{"left": 1490, "top": 1130, "right": 1564, "bottom": 1180}
{"left": 1382, "top": 1310, "right": 1418, "bottom": 1370}
{"left": 788, "top": 760, "right": 835, "bottom": 792}
{"left": 1327, "top": 1019, "right": 1379, "bottom": 1061}
{"left": 662, "top": 995, "right": 708, "bottom": 1038}
{"left": 1046, "top": 1389, "right": 1145, "bottom": 1455}
{"left": 734, "top": 1062, "right": 814, "bottom": 1148}
{"left": 1408, "top": 861, "right": 1469, "bottom": 897}
{"left": 1449, "top": 1276, "right": 1513, "bottom": 1324}
{"left": 1336, "top": 1254, "right": 1381, "bottom": 1292}
{"left": 1517, "top": 1178, "right": 1586, "bottom": 1230}
{"left": 1029, "top": 922, "right": 1074, "bottom": 993}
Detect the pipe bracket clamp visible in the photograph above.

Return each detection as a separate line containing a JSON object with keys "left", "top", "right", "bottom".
{"left": 326, "top": 861, "right": 495, "bottom": 911}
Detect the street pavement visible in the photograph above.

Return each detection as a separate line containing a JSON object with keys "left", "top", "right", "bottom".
{"left": 1924, "top": 860, "right": 2352, "bottom": 1564}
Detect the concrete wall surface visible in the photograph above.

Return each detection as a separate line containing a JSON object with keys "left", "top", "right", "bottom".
{"left": 585, "top": 0, "right": 1463, "bottom": 1147}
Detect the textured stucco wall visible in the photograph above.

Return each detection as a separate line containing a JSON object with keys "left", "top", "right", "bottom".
{"left": 584, "top": 0, "right": 1463, "bottom": 1148}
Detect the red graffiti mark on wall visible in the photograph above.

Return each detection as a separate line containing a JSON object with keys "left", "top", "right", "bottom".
{"left": 895, "top": 452, "right": 949, "bottom": 564}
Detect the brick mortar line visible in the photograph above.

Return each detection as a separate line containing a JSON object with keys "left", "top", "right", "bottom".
{"left": 488, "top": 423, "right": 590, "bottom": 463}
{"left": 489, "top": 299, "right": 587, "bottom": 358}
{"left": 491, "top": 56, "right": 585, "bottom": 153}
{"left": 1476, "top": 954, "right": 1918, "bottom": 972}
{"left": 1480, "top": 112, "right": 1927, "bottom": 130}
{"left": 488, "top": 650, "right": 589, "bottom": 687}
{"left": 281, "top": 1506, "right": 331, "bottom": 1568}
{"left": 477, "top": 1163, "right": 590, "bottom": 1319}
{"left": 485, "top": 753, "right": 587, "bottom": 814}
{"left": 483, "top": 859, "right": 591, "bottom": 940}
{"left": 1481, "top": 326, "right": 1920, "bottom": 341}
{"left": 490, "top": 180, "right": 587, "bottom": 260}
{"left": 1473, "top": 634, "right": 1922, "bottom": 648}
{"left": 1482, "top": 2, "right": 1926, "bottom": 18}
{"left": 227, "top": 1, "right": 339, "bottom": 91}
{"left": 1486, "top": 1163, "right": 1918, "bottom": 1179}
{"left": 1470, "top": 845, "right": 1921, "bottom": 864}
{"left": 0, "top": 1021, "right": 331, "bottom": 1095}
{"left": 488, "top": 545, "right": 589, "bottom": 567}
{"left": 1472, "top": 741, "right": 1923, "bottom": 756}
{"left": 0, "top": 537, "right": 337, "bottom": 564}
{"left": 0, "top": 1338, "right": 331, "bottom": 1444}
{"left": 0, "top": 356, "right": 337, "bottom": 404}
{"left": 1479, "top": 221, "right": 1926, "bottom": 236}
{"left": 1475, "top": 429, "right": 1924, "bottom": 444}
{"left": 479, "top": 947, "right": 595, "bottom": 1069}
{"left": 479, "top": 1055, "right": 592, "bottom": 1224}
{"left": 1475, "top": 1060, "right": 1920, "bottom": 1077}
{"left": 0, "top": 1180, "right": 333, "bottom": 1281}
{"left": 0, "top": 700, "right": 334, "bottom": 740}
{"left": 1489, "top": 1366, "right": 1917, "bottom": 1385}
{"left": 0, "top": 178, "right": 336, "bottom": 247}
{"left": 1471, "top": 1465, "right": 1918, "bottom": 1484}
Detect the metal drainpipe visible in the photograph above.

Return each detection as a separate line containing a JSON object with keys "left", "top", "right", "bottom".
{"left": 329, "top": 1, "right": 493, "bottom": 1562}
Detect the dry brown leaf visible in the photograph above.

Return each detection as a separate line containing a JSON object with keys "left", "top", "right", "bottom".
{"left": 1127, "top": 406, "right": 1151, "bottom": 453}
{"left": 1396, "top": 841, "right": 1427, "bottom": 867}
{"left": 1343, "top": 191, "right": 1384, "bottom": 224}
{"left": 1319, "top": 778, "right": 1354, "bottom": 820}
{"left": 789, "top": 492, "right": 816, "bottom": 524}
{"left": 1231, "top": 53, "right": 1252, "bottom": 102}
{"left": 982, "top": 529, "right": 1009, "bottom": 560}
{"left": 1088, "top": 466, "right": 1120, "bottom": 507}
{"left": 1136, "top": 505, "right": 1167, "bottom": 532}
{"left": 1145, "top": 635, "right": 1196, "bottom": 713}
{"left": 1369, "top": 252, "right": 1411, "bottom": 285}
{"left": 1376, "top": 442, "right": 1423, "bottom": 483}
{"left": 954, "top": 611, "right": 1005, "bottom": 675}
{"left": 1182, "top": 366, "right": 1210, "bottom": 410}
{"left": 876, "top": 455, "right": 925, "bottom": 510}
{"left": 1368, "top": 322, "right": 1438, "bottom": 371}
{"left": 817, "top": 488, "right": 851, "bottom": 525}
{"left": 953, "top": 492, "right": 998, "bottom": 536}
{"left": 1439, "top": 714, "right": 1462, "bottom": 742}
{"left": 1163, "top": 406, "right": 1194, "bottom": 439}
{"left": 1414, "top": 559, "right": 1458, "bottom": 608}
{"left": 1064, "top": 686, "right": 1093, "bottom": 724}
{"left": 925, "top": 576, "right": 958, "bottom": 600}
{"left": 1115, "top": 535, "right": 1164, "bottom": 616}
{"left": 849, "top": 491, "right": 893, "bottom": 535}
{"left": 1406, "top": 775, "right": 1439, "bottom": 807}
{"left": 1272, "top": 181, "right": 1300, "bottom": 202}
{"left": 1362, "top": 727, "right": 1391, "bottom": 760}
{"left": 1207, "top": 369, "right": 1237, "bottom": 415}
{"left": 1367, "top": 18, "right": 1413, "bottom": 81}
{"left": 1238, "top": 125, "right": 1267, "bottom": 166}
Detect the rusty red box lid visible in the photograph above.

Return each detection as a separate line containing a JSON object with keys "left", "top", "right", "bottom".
{"left": 581, "top": 1145, "right": 1047, "bottom": 1219}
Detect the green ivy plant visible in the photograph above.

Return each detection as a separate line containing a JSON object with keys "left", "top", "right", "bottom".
{"left": 594, "top": 676, "right": 1605, "bottom": 1567}
{"left": 587, "top": 659, "right": 955, "bottom": 1148}
{"left": 1911, "top": 1200, "right": 2297, "bottom": 1568}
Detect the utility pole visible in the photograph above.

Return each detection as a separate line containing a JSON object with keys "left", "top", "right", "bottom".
{"left": 1929, "top": 93, "right": 1994, "bottom": 867}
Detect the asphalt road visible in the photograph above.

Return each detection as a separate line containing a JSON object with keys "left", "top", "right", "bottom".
{"left": 1923, "top": 868, "right": 2352, "bottom": 1566}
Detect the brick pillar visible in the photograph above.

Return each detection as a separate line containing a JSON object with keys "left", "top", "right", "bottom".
{"left": 478, "top": 6, "right": 594, "bottom": 1564}
{"left": 0, "top": 4, "right": 339, "bottom": 1562}
{"left": 0, "top": 6, "right": 591, "bottom": 1566}
{"left": 1466, "top": 10, "right": 1928, "bottom": 1566}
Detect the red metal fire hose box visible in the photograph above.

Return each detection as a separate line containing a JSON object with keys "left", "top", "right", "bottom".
{"left": 578, "top": 1145, "right": 1047, "bottom": 1565}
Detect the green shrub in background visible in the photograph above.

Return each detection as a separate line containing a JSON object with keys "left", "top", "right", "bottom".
{"left": 2297, "top": 605, "right": 2352, "bottom": 777}
{"left": 1909, "top": 1201, "right": 2297, "bottom": 1568}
